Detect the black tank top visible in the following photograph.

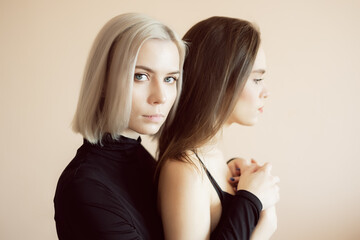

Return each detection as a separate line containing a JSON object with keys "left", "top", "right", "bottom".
{"left": 193, "top": 151, "right": 234, "bottom": 207}
{"left": 193, "top": 151, "right": 263, "bottom": 239}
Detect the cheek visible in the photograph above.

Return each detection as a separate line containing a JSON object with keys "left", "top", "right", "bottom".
{"left": 131, "top": 88, "right": 145, "bottom": 114}
{"left": 233, "top": 88, "right": 257, "bottom": 118}
{"left": 170, "top": 87, "right": 178, "bottom": 103}
{"left": 165, "top": 86, "right": 177, "bottom": 106}
{"left": 239, "top": 86, "right": 258, "bottom": 108}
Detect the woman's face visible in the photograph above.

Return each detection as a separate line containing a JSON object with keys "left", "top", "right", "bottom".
{"left": 127, "top": 39, "right": 180, "bottom": 136}
{"left": 227, "top": 46, "right": 269, "bottom": 126}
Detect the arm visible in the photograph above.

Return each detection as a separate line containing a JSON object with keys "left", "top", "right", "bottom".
{"left": 211, "top": 161, "right": 279, "bottom": 240}
{"left": 210, "top": 190, "right": 262, "bottom": 240}
{"left": 158, "top": 159, "right": 279, "bottom": 240}
{"left": 158, "top": 160, "right": 211, "bottom": 240}
{"left": 158, "top": 159, "right": 264, "bottom": 240}
{"left": 228, "top": 158, "right": 279, "bottom": 240}
{"left": 64, "top": 179, "right": 142, "bottom": 240}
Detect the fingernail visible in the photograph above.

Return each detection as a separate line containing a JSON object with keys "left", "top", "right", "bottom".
{"left": 230, "top": 177, "right": 235, "bottom": 181}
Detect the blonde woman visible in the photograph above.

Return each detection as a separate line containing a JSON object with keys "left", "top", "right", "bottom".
{"left": 54, "top": 13, "right": 186, "bottom": 239}
{"left": 157, "top": 16, "right": 280, "bottom": 239}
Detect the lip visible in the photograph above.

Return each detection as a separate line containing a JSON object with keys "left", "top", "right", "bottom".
{"left": 258, "top": 107, "right": 264, "bottom": 113}
{"left": 142, "top": 114, "right": 165, "bottom": 122}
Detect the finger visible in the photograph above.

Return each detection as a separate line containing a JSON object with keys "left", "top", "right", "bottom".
{"left": 250, "top": 159, "right": 262, "bottom": 171}
{"left": 261, "top": 162, "right": 272, "bottom": 173}
{"left": 229, "top": 166, "right": 238, "bottom": 177}
{"left": 235, "top": 158, "right": 251, "bottom": 171}
{"left": 273, "top": 176, "right": 280, "bottom": 183}
{"left": 241, "top": 159, "right": 253, "bottom": 172}
{"left": 229, "top": 176, "right": 240, "bottom": 185}
{"left": 243, "top": 163, "right": 257, "bottom": 174}
{"left": 227, "top": 160, "right": 239, "bottom": 177}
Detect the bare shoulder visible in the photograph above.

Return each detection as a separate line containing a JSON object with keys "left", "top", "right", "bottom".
{"left": 158, "top": 154, "right": 212, "bottom": 239}
{"left": 158, "top": 153, "right": 209, "bottom": 206}
{"left": 159, "top": 154, "right": 205, "bottom": 186}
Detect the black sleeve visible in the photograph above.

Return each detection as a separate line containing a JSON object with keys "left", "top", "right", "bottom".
{"left": 63, "top": 179, "right": 142, "bottom": 240}
{"left": 211, "top": 190, "right": 262, "bottom": 240}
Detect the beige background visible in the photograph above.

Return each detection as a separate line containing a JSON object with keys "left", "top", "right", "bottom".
{"left": 1, "top": 0, "right": 359, "bottom": 239}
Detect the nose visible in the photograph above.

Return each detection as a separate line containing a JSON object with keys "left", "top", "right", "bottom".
{"left": 148, "top": 79, "right": 166, "bottom": 105}
{"left": 260, "top": 85, "right": 270, "bottom": 99}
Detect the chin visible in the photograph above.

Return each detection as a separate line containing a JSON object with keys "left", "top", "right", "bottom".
{"left": 237, "top": 118, "right": 258, "bottom": 126}
{"left": 240, "top": 122, "right": 255, "bottom": 127}
{"left": 138, "top": 126, "right": 161, "bottom": 136}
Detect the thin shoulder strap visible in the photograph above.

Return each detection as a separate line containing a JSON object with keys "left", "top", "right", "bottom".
{"left": 193, "top": 151, "right": 224, "bottom": 202}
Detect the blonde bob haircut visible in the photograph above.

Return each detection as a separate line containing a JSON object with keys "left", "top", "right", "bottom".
{"left": 72, "top": 13, "right": 186, "bottom": 144}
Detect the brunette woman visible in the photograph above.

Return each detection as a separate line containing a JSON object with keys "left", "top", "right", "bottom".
{"left": 157, "top": 16, "right": 280, "bottom": 239}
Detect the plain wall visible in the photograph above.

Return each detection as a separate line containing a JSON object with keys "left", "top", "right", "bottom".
{"left": 1, "top": 0, "right": 359, "bottom": 239}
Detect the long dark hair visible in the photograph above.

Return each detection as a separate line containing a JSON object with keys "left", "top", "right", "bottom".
{"left": 157, "top": 16, "right": 261, "bottom": 173}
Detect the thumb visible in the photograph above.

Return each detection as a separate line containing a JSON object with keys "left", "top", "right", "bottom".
{"left": 243, "top": 163, "right": 257, "bottom": 174}
{"left": 260, "top": 162, "right": 272, "bottom": 173}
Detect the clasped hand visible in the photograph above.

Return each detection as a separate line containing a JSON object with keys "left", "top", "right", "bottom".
{"left": 228, "top": 158, "right": 280, "bottom": 210}
{"left": 228, "top": 158, "right": 280, "bottom": 240}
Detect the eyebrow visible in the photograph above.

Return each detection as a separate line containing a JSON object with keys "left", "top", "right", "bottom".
{"left": 252, "top": 69, "right": 266, "bottom": 74}
{"left": 135, "top": 65, "right": 180, "bottom": 75}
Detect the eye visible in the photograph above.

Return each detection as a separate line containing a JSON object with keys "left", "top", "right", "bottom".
{"left": 134, "top": 73, "right": 149, "bottom": 81}
{"left": 164, "top": 76, "right": 177, "bottom": 84}
{"left": 253, "top": 78, "right": 263, "bottom": 84}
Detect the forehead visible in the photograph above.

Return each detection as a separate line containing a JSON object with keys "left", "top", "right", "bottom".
{"left": 252, "top": 46, "right": 267, "bottom": 72}
{"left": 136, "top": 39, "right": 179, "bottom": 66}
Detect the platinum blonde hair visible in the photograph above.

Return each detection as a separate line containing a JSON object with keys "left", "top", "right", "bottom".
{"left": 72, "top": 13, "right": 186, "bottom": 144}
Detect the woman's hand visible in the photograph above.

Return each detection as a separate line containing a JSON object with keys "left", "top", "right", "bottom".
{"left": 237, "top": 162, "right": 280, "bottom": 210}
{"left": 228, "top": 158, "right": 261, "bottom": 191}
{"left": 228, "top": 158, "right": 261, "bottom": 176}
{"left": 227, "top": 157, "right": 249, "bottom": 178}
{"left": 227, "top": 158, "right": 279, "bottom": 239}
{"left": 227, "top": 158, "right": 280, "bottom": 210}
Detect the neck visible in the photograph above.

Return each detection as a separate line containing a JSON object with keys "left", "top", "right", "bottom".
{"left": 120, "top": 128, "right": 140, "bottom": 140}
{"left": 196, "top": 129, "right": 224, "bottom": 154}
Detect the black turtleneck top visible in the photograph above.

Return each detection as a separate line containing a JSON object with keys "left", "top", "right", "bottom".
{"left": 54, "top": 135, "right": 163, "bottom": 240}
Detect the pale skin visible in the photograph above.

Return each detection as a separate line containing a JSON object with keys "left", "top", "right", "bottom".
{"left": 158, "top": 46, "right": 280, "bottom": 240}
{"left": 121, "top": 38, "right": 180, "bottom": 139}
{"left": 228, "top": 159, "right": 278, "bottom": 240}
